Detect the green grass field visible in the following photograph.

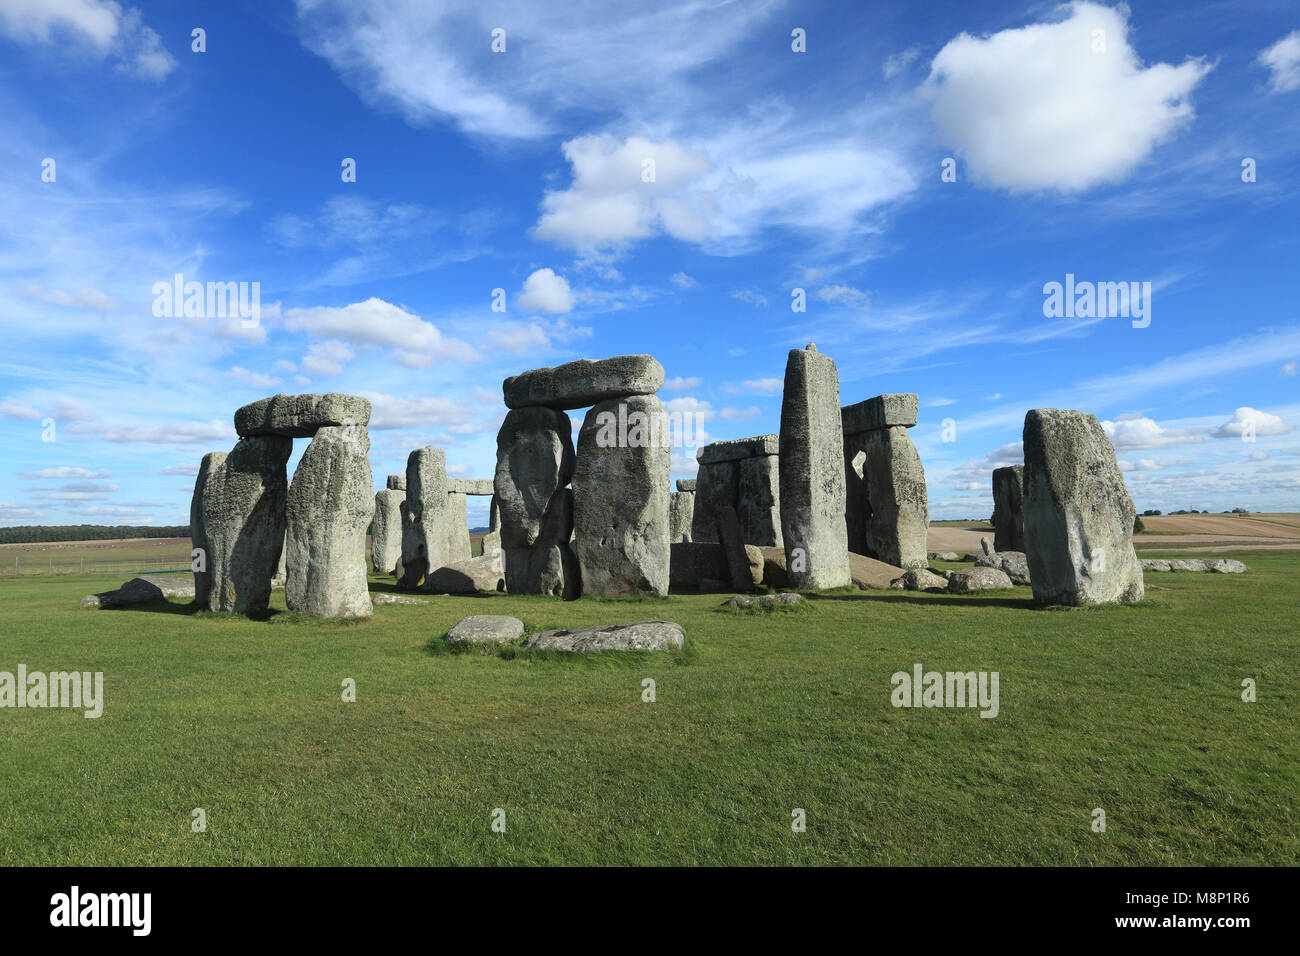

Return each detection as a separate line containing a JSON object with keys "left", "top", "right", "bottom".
{"left": 1, "top": 550, "right": 1295, "bottom": 866}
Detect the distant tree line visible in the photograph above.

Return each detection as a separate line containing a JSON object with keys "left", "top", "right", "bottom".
{"left": 0, "top": 525, "right": 189, "bottom": 544}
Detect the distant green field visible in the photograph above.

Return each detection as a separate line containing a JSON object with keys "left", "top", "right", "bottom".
{"left": 0, "top": 550, "right": 1295, "bottom": 866}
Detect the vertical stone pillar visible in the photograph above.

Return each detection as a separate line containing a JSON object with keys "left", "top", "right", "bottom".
{"left": 189, "top": 450, "right": 226, "bottom": 609}
{"left": 991, "top": 465, "right": 1025, "bottom": 552}
{"left": 399, "top": 446, "right": 448, "bottom": 589}
{"left": 779, "top": 344, "right": 850, "bottom": 588}
{"left": 371, "top": 487, "right": 404, "bottom": 574}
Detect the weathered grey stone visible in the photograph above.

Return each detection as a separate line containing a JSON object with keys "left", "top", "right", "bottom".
{"left": 1141, "top": 559, "right": 1172, "bottom": 572}
{"left": 481, "top": 496, "right": 502, "bottom": 563}
{"left": 668, "top": 491, "right": 694, "bottom": 543}
{"left": 446, "top": 614, "right": 523, "bottom": 644}
{"left": 1203, "top": 558, "right": 1248, "bottom": 573}
{"left": 697, "top": 434, "right": 779, "bottom": 463}
{"left": 779, "top": 345, "right": 851, "bottom": 589}
{"left": 841, "top": 393, "right": 918, "bottom": 434}
{"left": 715, "top": 505, "right": 755, "bottom": 592}
{"left": 859, "top": 426, "right": 929, "bottom": 570}
{"left": 399, "top": 446, "right": 450, "bottom": 589}
{"left": 676, "top": 478, "right": 697, "bottom": 492}
{"left": 928, "top": 551, "right": 960, "bottom": 562}
{"left": 723, "top": 592, "right": 802, "bottom": 609}
{"left": 286, "top": 425, "right": 373, "bottom": 618}
{"left": 1023, "top": 409, "right": 1144, "bottom": 606}
{"left": 981, "top": 536, "right": 994, "bottom": 556}
{"left": 503, "top": 354, "right": 665, "bottom": 410}
{"left": 691, "top": 459, "right": 738, "bottom": 543}
{"left": 573, "top": 395, "right": 671, "bottom": 596}
{"left": 273, "top": 528, "right": 287, "bottom": 587}
{"left": 442, "top": 491, "right": 472, "bottom": 564}
{"left": 203, "top": 436, "right": 292, "bottom": 614}
{"left": 234, "top": 392, "right": 370, "bottom": 438}
{"left": 899, "top": 568, "right": 949, "bottom": 591}
{"left": 82, "top": 575, "right": 195, "bottom": 609}
{"left": 371, "top": 488, "right": 404, "bottom": 574}
{"left": 448, "top": 478, "right": 494, "bottom": 496}
{"left": 669, "top": 541, "right": 729, "bottom": 591}
{"left": 991, "top": 465, "right": 1025, "bottom": 552}
{"left": 843, "top": 434, "right": 870, "bottom": 555}
{"left": 425, "top": 554, "right": 506, "bottom": 594}
{"left": 737, "top": 452, "right": 782, "bottom": 547}
{"left": 386, "top": 474, "right": 405, "bottom": 491}
{"left": 524, "top": 621, "right": 685, "bottom": 652}
{"left": 189, "top": 450, "right": 225, "bottom": 608}
{"left": 947, "top": 566, "right": 1014, "bottom": 592}
{"left": 495, "top": 408, "right": 577, "bottom": 596}
{"left": 975, "top": 550, "right": 1031, "bottom": 586}
{"left": 371, "top": 592, "right": 428, "bottom": 605}
{"left": 1141, "top": 557, "right": 1247, "bottom": 573}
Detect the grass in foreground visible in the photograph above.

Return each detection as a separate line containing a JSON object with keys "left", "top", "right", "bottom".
{"left": 0, "top": 549, "right": 1295, "bottom": 866}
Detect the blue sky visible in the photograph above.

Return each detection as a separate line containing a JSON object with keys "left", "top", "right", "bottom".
{"left": 1, "top": 0, "right": 1297, "bottom": 529}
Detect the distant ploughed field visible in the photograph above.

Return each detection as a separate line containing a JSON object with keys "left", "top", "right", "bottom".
{"left": 929, "top": 513, "right": 1300, "bottom": 554}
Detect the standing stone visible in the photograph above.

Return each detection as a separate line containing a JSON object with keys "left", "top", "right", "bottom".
{"left": 860, "top": 426, "right": 929, "bottom": 569}
{"left": 573, "top": 394, "right": 671, "bottom": 596}
{"left": 481, "top": 496, "right": 502, "bottom": 562}
{"left": 286, "top": 425, "right": 373, "bottom": 618}
{"left": 842, "top": 434, "right": 870, "bottom": 555}
{"left": 991, "top": 465, "right": 1026, "bottom": 553}
{"left": 1022, "top": 409, "right": 1143, "bottom": 606}
{"left": 202, "top": 437, "right": 291, "bottom": 614}
{"left": 371, "top": 487, "right": 405, "bottom": 574}
{"left": 715, "top": 505, "right": 754, "bottom": 592}
{"left": 779, "top": 345, "right": 850, "bottom": 588}
{"left": 691, "top": 459, "right": 738, "bottom": 542}
{"left": 494, "top": 407, "right": 577, "bottom": 596}
{"left": 668, "top": 491, "right": 694, "bottom": 543}
{"left": 442, "top": 491, "right": 472, "bottom": 564}
{"left": 274, "top": 529, "right": 287, "bottom": 586}
{"left": 737, "top": 452, "right": 782, "bottom": 547}
{"left": 399, "top": 447, "right": 449, "bottom": 589}
{"left": 189, "top": 451, "right": 226, "bottom": 608}
{"left": 386, "top": 473, "right": 406, "bottom": 491}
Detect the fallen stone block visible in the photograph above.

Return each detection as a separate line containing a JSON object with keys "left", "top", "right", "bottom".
{"left": 446, "top": 615, "right": 524, "bottom": 644}
{"left": 523, "top": 621, "right": 685, "bottom": 652}
{"left": 81, "top": 575, "right": 195, "bottom": 609}
{"left": 947, "top": 566, "right": 1014, "bottom": 593}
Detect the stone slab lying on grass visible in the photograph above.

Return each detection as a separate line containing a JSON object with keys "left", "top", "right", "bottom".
{"left": 371, "top": 592, "right": 428, "bottom": 605}
{"left": 446, "top": 615, "right": 525, "bottom": 644}
{"left": 424, "top": 554, "right": 506, "bottom": 594}
{"left": 947, "top": 566, "right": 1014, "bottom": 593}
{"left": 723, "top": 593, "right": 802, "bottom": 609}
{"left": 523, "top": 620, "right": 685, "bottom": 652}
{"left": 975, "top": 551, "right": 1031, "bottom": 586}
{"left": 898, "top": 568, "right": 948, "bottom": 591}
{"left": 1141, "top": 557, "right": 1247, "bottom": 573}
{"left": 928, "top": 551, "right": 959, "bottom": 561}
{"left": 81, "top": 575, "right": 195, "bottom": 609}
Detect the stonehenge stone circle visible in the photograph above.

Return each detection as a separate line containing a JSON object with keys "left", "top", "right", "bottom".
{"left": 286, "top": 425, "right": 373, "bottom": 618}
{"left": 715, "top": 504, "right": 755, "bottom": 592}
{"left": 573, "top": 394, "right": 671, "bottom": 596}
{"left": 446, "top": 614, "right": 524, "bottom": 644}
{"left": 442, "top": 490, "right": 472, "bottom": 564}
{"left": 234, "top": 392, "right": 371, "bottom": 438}
{"left": 991, "top": 464, "right": 1026, "bottom": 552}
{"left": 198, "top": 436, "right": 291, "bottom": 614}
{"left": 1022, "top": 409, "right": 1144, "bottom": 606}
{"left": 779, "top": 345, "right": 851, "bottom": 589}
{"left": 504, "top": 354, "right": 665, "bottom": 410}
{"left": 448, "top": 478, "right": 494, "bottom": 496}
{"left": 668, "top": 490, "right": 694, "bottom": 543}
{"left": 425, "top": 554, "right": 506, "bottom": 594}
{"left": 371, "top": 487, "right": 404, "bottom": 574}
{"left": 524, "top": 620, "right": 685, "bottom": 652}
{"left": 840, "top": 393, "right": 918, "bottom": 434}
{"left": 675, "top": 478, "right": 697, "bottom": 492}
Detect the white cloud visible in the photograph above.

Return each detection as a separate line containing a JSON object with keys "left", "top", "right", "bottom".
{"left": 20, "top": 466, "right": 112, "bottom": 480}
{"left": 670, "top": 272, "right": 697, "bottom": 289}
{"left": 731, "top": 289, "right": 768, "bottom": 308}
{"left": 727, "top": 378, "right": 783, "bottom": 395}
{"left": 817, "top": 285, "right": 869, "bottom": 310}
{"left": 226, "top": 366, "right": 282, "bottom": 389}
{"left": 664, "top": 396, "right": 714, "bottom": 424}
{"left": 1258, "top": 30, "right": 1300, "bottom": 94}
{"left": 664, "top": 376, "right": 702, "bottom": 391}
{"left": 923, "top": 1, "right": 1210, "bottom": 192}
{"left": 1212, "top": 407, "right": 1294, "bottom": 439}
{"left": 719, "top": 406, "right": 760, "bottom": 421}
{"left": 883, "top": 47, "right": 920, "bottom": 79}
{"left": 0, "top": 0, "right": 176, "bottom": 80}
{"left": 1282, "top": 361, "right": 1297, "bottom": 376}
{"left": 68, "top": 420, "right": 234, "bottom": 444}
{"left": 361, "top": 392, "right": 473, "bottom": 431}
{"left": 482, "top": 321, "right": 551, "bottom": 355}
{"left": 20, "top": 281, "right": 120, "bottom": 310}
{"left": 1101, "top": 416, "right": 1205, "bottom": 449}
{"left": 1, "top": 397, "right": 40, "bottom": 419}
{"left": 301, "top": 339, "right": 353, "bottom": 377}
{"left": 284, "top": 297, "right": 477, "bottom": 367}
{"left": 517, "top": 268, "right": 574, "bottom": 315}
{"left": 926, "top": 397, "right": 957, "bottom": 407}
{"left": 158, "top": 463, "right": 198, "bottom": 476}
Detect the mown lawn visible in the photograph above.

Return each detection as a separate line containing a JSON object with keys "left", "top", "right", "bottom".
{"left": 0, "top": 549, "right": 1295, "bottom": 866}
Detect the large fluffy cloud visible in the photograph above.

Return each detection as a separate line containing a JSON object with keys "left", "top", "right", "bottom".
{"left": 923, "top": 2, "right": 1210, "bottom": 192}
{"left": 1258, "top": 30, "right": 1300, "bottom": 94}
{"left": 517, "top": 268, "right": 574, "bottom": 315}
{"left": 0, "top": 0, "right": 176, "bottom": 80}
{"left": 1213, "top": 407, "right": 1294, "bottom": 439}
{"left": 284, "top": 297, "right": 477, "bottom": 367}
